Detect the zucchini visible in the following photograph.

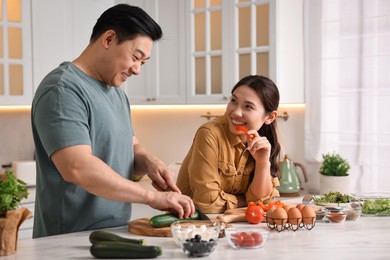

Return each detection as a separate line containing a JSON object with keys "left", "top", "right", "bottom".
{"left": 90, "top": 241, "right": 162, "bottom": 259}
{"left": 149, "top": 210, "right": 200, "bottom": 228}
{"left": 89, "top": 230, "right": 145, "bottom": 245}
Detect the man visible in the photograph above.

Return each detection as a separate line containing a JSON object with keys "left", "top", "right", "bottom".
{"left": 31, "top": 4, "right": 194, "bottom": 238}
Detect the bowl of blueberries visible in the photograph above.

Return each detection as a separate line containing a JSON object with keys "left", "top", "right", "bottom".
{"left": 170, "top": 220, "right": 221, "bottom": 257}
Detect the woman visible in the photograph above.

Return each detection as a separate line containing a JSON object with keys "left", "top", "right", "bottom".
{"left": 176, "top": 75, "right": 281, "bottom": 213}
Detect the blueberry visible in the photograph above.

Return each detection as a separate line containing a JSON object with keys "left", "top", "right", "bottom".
{"left": 194, "top": 234, "right": 202, "bottom": 241}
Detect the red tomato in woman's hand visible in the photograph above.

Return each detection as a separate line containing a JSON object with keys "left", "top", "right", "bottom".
{"left": 245, "top": 204, "right": 265, "bottom": 224}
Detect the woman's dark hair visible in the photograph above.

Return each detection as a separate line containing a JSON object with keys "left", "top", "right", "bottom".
{"left": 231, "top": 75, "right": 281, "bottom": 177}
{"left": 90, "top": 4, "right": 163, "bottom": 43}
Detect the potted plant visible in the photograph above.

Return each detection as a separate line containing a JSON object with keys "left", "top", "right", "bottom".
{"left": 319, "top": 152, "right": 351, "bottom": 194}
{"left": 0, "top": 169, "right": 31, "bottom": 256}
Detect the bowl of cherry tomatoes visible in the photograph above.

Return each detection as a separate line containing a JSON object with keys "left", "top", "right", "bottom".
{"left": 225, "top": 228, "right": 269, "bottom": 249}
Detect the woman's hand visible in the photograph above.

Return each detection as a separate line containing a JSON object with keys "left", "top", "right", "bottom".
{"left": 246, "top": 130, "right": 271, "bottom": 162}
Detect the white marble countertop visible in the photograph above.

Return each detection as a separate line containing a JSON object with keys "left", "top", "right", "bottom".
{"left": 3, "top": 201, "right": 390, "bottom": 260}
{"left": 6, "top": 177, "right": 390, "bottom": 259}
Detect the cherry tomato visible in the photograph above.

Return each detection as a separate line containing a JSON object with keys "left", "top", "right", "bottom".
{"left": 251, "top": 232, "right": 263, "bottom": 246}
{"left": 230, "top": 232, "right": 245, "bottom": 247}
{"left": 245, "top": 203, "right": 265, "bottom": 224}
{"left": 234, "top": 125, "right": 255, "bottom": 140}
{"left": 242, "top": 232, "right": 255, "bottom": 247}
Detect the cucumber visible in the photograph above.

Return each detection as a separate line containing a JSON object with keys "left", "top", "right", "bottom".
{"left": 90, "top": 241, "right": 162, "bottom": 259}
{"left": 89, "top": 230, "right": 145, "bottom": 245}
{"left": 149, "top": 210, "right": 200, "bottom": 228}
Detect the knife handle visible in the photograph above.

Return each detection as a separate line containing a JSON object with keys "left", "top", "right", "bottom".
{"left": 217, "top": 213, "right": 246, "bottom": 223}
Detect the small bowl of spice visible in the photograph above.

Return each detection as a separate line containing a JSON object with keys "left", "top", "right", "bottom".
{"left": 344, "top": 208, "right": 362, "bottom": 221}
{"left": 327, "top": 211, "right": 346, "bottom": 223}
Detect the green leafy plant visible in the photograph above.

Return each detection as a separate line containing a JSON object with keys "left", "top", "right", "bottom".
{"left": 319, "top": 152, "right": 350, "bottom": 176}
{"left": 0, "top": 169, "right": 29, "bottom": 217}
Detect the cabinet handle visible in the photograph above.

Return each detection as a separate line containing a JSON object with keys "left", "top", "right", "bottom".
{"left": 146, "top": 98, "right": 156, "bottom": 102}
{"left": 222, "top": 96, "right": 228, "bottom": 100}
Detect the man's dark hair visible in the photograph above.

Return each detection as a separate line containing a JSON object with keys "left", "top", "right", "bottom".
{"left": 90, "top": 4, "right": 163, "bottom": 43}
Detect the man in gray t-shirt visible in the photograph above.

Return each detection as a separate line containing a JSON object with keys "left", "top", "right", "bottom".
{"left": 31, "top": 4, "right": 195, "bottom": 238}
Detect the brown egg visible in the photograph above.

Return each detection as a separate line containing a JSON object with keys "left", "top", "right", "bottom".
{"left": 301, "top": 206, "right": 316, "bottom": 224}
{"left": 283, "top": 204, "right": 292, "bottom": 213}
{"left": 272, "top": 208, "right": 288, "bottom": 226}
{"left": 266, "top": 207, "right": 276, "bottom": 224}
{"left": 287, "top": 207, "right": 302, "bottom": 225}
{"left": 296, "top": 203, "right": 305, "bottom": 211}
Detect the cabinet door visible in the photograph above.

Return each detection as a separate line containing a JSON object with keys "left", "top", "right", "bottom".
{"left": 32, "top": 0, "right": 114, "bottom": 92}
{"left": 185, "top": 0, "right": 304, "bottom": 104}
{"left": 121, "top": 0, "right": 186, "bottom": 104}
{"left": 0, "top": 0, "right": 33, "bottom": 106}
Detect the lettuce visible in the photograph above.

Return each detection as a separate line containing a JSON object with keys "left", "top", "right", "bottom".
{"left": 362, "top": 199, "right": 390, "bottom": 215}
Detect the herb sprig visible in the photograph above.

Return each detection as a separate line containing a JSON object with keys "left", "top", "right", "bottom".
{"left": 0, "top": 169, "right": 29, "bottom": 217}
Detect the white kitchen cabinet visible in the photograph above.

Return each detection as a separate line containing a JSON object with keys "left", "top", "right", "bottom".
{"left": 119, "top": 0, "right": 186, "bottom": 104}
{"left": 185, "top": 0, "right": 304, "bottom": 104}
{"left": 31, "top": 0, "right": 115, "bottom": 91}
{"left": 0, "top": 0, "right": 33, "bottom": 106}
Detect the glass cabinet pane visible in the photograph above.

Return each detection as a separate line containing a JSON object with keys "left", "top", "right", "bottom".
{"left": 195, "top": 13, "right": 205, "bottom": 52}
{"left": 8, "top": 27, "right": 22, "bottom": 59}
{"left": 0, "top": 27, "right": 3, "bottom": 58}
{"left": 256, "top": 52, "right": 269, "bottom": 77}
{"left": 9, "top": 64, "right": 23, "bottom": 95}
{"left": 194, "top": 0, "right": 205, "bottom": 9}
{"left": 239, "top": 54, "right": 251, "bottom": 80}
{"left": 195, "top": 57, "right": 206, "bottom": 94}
{"left": 256, "top": 4, "right": 269, "bottom": 46}
{"left": 239, "top": 7, "right": 251, "bottom": 48}
{"left": 7, "top": 0, "right": 21, "bottom": 22}
{"left": 210, "top": 0, "right": 221, "bottom": 7}
{"left": 210, "top": 10, "right": 221, "bottom": 50}
{"left": 0, "top": 64, "right": 3, "bottom": 95}
{"left": 211, "top": 56, "right": 221, "bottom": 94}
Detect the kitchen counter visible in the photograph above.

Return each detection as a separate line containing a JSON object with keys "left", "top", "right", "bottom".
{"left": 3, "top": 200, "right": 390, "bottom": 260}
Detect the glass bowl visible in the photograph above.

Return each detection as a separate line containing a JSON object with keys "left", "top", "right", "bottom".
{"left": 344, "top": 208, "right": 362, "bottom": 221}
{"left": 326, "top": 211, "right": 347, "bottom": 223}
{"left": 225, "top": 227, "right": 269, "bottom": 249}
{"left": 170, "top": 220, "right": 220, "bottom": 257}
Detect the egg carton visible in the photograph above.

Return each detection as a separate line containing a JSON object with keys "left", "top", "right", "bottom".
{"left": 265, "top": 217, "right": 316, "bottom": 232}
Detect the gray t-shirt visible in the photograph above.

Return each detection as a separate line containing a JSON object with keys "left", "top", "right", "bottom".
{"left": 31, "top": 62, "right": 134, "bottom": 238}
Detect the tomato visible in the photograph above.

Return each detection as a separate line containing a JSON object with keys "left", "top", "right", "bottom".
{"left": 234, "top": 126, "right": 255, "bottom": 140}
{"left": 230, "top": 232, "right": 245, "bottom": 247}
{"left": 242, "top": 232, "right": 255, "bottom": 247}
{"left": 230, "top": 232, "right": 263, "bottom": 248}
{"left": 245, "top": 203, "right": 264, "bottom": 224}
{"left": 251, "top": 232, "right": 263, "bottom": 246}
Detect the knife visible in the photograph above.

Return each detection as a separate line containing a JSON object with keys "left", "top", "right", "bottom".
{"left": 195, "top": 207, "right": 227, "bottom": 238}
{"left": 196, "top": 207, "right": 211, "bottom": 220}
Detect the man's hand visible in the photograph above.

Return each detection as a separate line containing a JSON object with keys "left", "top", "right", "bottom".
{"left": 149, "top": 191, "right": 195, "bottom": 219}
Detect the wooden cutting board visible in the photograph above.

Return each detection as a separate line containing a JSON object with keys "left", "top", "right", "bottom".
{"left": 128, "top": 218, "right": 173, "bottom": 237}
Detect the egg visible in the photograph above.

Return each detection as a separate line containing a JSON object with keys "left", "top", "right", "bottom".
{"left": 283, "top": 204, "right": 292, "bottom": 213}
{"left": 301, "top": 206, "right": 316, "bottom": 225}
{"left": 266, "top": 207, "right": 276, "bottom": 225}
{"left": 287, "top": 207, "right": 302, "bottom": 225}
{"left": 272, "top": 208, "right": 288, "bottom": 226}
{"left": 296, "top": 203, "right": 305, "bottom": 211}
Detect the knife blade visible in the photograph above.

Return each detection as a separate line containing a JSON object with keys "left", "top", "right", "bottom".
{"left": 196, "top": 207, "right": 211, "bottom": 220}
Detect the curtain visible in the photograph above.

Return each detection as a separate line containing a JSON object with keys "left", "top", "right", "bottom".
{"left": 304, "top": 0, "right": 390, "bottom": 193}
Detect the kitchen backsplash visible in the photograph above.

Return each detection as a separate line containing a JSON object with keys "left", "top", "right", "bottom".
{"left": 0, "top": 105, "right": 308, "bottom": 189}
